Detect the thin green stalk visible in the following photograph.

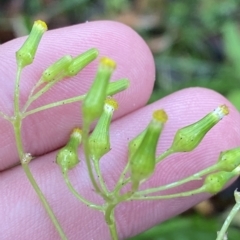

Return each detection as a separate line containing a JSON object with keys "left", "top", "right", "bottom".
{"left": 105, "top": 205, "right": 118, "bottom": 240}
{"left": 23, "top": 164, "right": 67, "bottom": 239}
{"left": 23, "top": 77, "right": 60, "bottom": 112}
{"left": 130, "top": 186, "right": 205, "bottom": 200}
{"left": 216, "top": 202, "right": 240, "bottom": 240}
{"left": 82, "top": 125, "right": 109, "bottom": 200}
{"left": 94, "top": 161, "right": 109, "bottom": 195}
{"left": 0, "top": 111, "right": 10, "bottom": 121}
{"left": 113, "top": 162, "right": 130, "bottom": 194}
{"left": 63, "top": 171, "right": 103, "bottom": 211}
{"left": 136, "top": 164, "right": 220, "bottom": 196}
{"left": 13, "top": 66, "right": 67, "bottom": 239}
{"left": 14, "top": 67, "right": 22, "bottom": 116}
{"left": 156, "top": 148, "right": 175, "bottom": 163}
{"left": 23, "top": 94, "right": 85, "bottom": 117}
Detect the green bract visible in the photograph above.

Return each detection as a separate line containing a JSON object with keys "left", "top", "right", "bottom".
{"left": 16, "top": 20, "right": 47, "bottom": 68}
{"left": 56, "top": 128, "right": 82, "bottom": 172}
{"left": 169, "top": 105, "right": 229, "bottom": 153}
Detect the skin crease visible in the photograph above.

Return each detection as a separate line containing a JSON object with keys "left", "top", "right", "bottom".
{"left": 0, "top": 21, "right": 240, "bottom": 240}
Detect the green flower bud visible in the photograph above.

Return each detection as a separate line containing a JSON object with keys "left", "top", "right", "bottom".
{"left": 89, "top": 98, "right": 118, "bottom": 161}
{"left": 82, "top": 57, "right": 116, "bottom": 124}
{"left": 169, "top": 105, "right": 229, "bottom": 153}
{"left": 216, "top": 147, "right": 240, "bottom": 172}
{"left": 106, "top": 78, "right": 130, "bottom": 96}
{"left": 66, "top": 48, "right": 99, "bottom": 76}
{"left": 203, "top": 171, "right": 235, "bottom": 194}
{"left": 41, "top": 55, "right": 73, "bottom": 82}
{"left": 129, "top": 110, "right": 168, "bottom": 188}
{"left": 16, "top": 20, "right": 47, "bottom": 68}
{"left": 56, "top": 128, "right": 82, "bottom": 172}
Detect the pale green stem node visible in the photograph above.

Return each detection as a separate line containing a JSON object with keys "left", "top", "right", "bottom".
{"left": 129, "top": 110, "right": 168, "bottom": 189}
{"left": 41, "top": 55, "right": 73, "bottom": 82}
{"left": 16, "top": 20, "right": 47, "bottom": 68}
{"left": 56, "top": 128, "right": 82, "bottom": 172}
{"left": 66, "top": 48, "right": 99, "bottom": 76}
{"left": 203, "top": 170, "right": 235, "bottom": 194}
{"left": 169, "top": 105, "right": 229, "bottom": 153}
{"left": 89, "top": 98, "right": 118, "bottom": 161}
{"left": 216, "top": 147, "right": 240, "bottom": 172}
{"left": 82, "top": 57, "right": 116, "bottom": 124}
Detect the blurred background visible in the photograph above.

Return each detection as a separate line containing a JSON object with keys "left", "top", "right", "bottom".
{"left": 1, "top": 0, "right": 240, "bottom": 239}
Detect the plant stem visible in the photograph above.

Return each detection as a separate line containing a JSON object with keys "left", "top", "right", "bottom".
{"left": 113, "top": 162, "right": 130, "bottom": 194}
{"left": 94, "top": 160, "right": 109, "bottom": 195}
{"left": 13, "top": 66, "right": 67, "bottom": 239}
{"left": 105, "top": 205, "right": 118, "bottom": 240}
{"left": 216, "top": 202, "right": 240, "bottom": 240}
{"left": 136, "top": 164, "right": 219, "bottom": 196}
{"left": 22, "top": 164, "right": 67, "bottom": 239}
{"left": 23, "top": 79, "right": 129, "bottom": 117}
{"left": 0, "top": 111, "right": 10, "bottom": 121}
{"left": 23, "top": 94, "right": 85, "bottom": 117}
{"left": 23, "top": 77, "right": 60, "bottom": 112}
{"left": 130, "top": 186, "right": 205, "bottom": 200}
{"left": 82, "top": 125, "right": 109, "bottom": 201}
{"left": 63, "top": 171, "right": 103, "bottom": 211}
{"left": 156, "top": 148, "right": 174, "bottom": 163}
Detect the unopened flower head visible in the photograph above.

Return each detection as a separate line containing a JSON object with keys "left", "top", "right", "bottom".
{"left": 169, "top": 105, "right": 229, "bottom": 153}
{"left": 89, "top": 98, "right": 118, "bottom": 161}
{"left": 16, "top": 20, "right": 47, "bottom": 68}
{"left": 67, "top": 48, "right": 99, "bottom": 76}
{"left": 129, "top": 110, "right": 168, "bottom": 190}
{"left": 203, "top": 171, "right": 235, "bottom": 194}
{"left": 56, "top": 128, "right": 82, "bottom": 172}
{"left": 42, "top": 55, "right": 73, "bottom": 82}
{"left": 82, "top": 57, "right": 116, "bottom": 124}
{"left": 216, "top": 147, "right": 240, "bottom": 172}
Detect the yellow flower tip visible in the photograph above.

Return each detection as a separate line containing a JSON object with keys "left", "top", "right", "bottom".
{"left": 34, "top": 20, "right": 48, "bottom": 31}
{"left": 220, "top": 104, "right": 229, "bottom": 116}
{"left": 71, "top": 127, "right": 82, "bottom": 137}
{"left": 105, "top": 97, "right": 119, "bottom": 111}
{"left": 153, "top": 109, "right": 168, "bottom": 123}
{"left": 100, "top": 57, "right": 116, "bottom": 70}
{"left": 214, "top": 105, "right": 229, "bottom": 120}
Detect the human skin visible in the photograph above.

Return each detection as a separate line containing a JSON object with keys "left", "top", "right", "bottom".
{"left": 0, "top": 21, "right": 240, "bottom": 240}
